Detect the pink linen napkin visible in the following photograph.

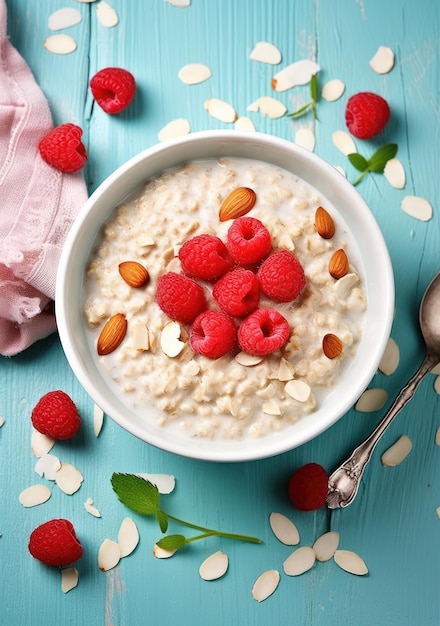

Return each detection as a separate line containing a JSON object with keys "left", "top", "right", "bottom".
{"left": 0, "top": 0, "right": 88, "bottom": 356}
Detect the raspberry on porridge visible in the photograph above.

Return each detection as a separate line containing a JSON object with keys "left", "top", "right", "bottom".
{"left": 84, "top": 158, "right": 366, "bottom": 440}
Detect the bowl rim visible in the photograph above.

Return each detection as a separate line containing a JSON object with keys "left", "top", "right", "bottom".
{"left": 56, "top": 130, "right": 395, "bottom": 462}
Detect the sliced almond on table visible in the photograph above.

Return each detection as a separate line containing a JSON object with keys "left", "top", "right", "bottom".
{"left": 178, "top": 63, "right": 211, "bottom": 85}
{"left": 249, "top": 41, "right": 282, "bottom": 65}
{"left": 219, "top": 187, "right": 256, "bottom": 221}
{"left": 97, "top": 313, "right": 127, "bottom": 355}
{"left": 118, "top": 518, "right": 139, "bottom": 557}
{"left": 272, "top": 60, "right": 320, "bottom": 92}
{"left": 34, "top": 453, "right": 61, "bottom": 480}
{"left": 435, "top": 426, "right": 440, "bottom": 446}
{"left": 136, "top": 473, "right": 175, "bottom": 494}
{"left": 401, "top": 195, "right": 433, "bottom": 221}
{"left": 251, "top": 570, "right": 280, "bottom": 602}
{"left": 384, "top": 158, "right": 406, "bottom": 189}
{"left": 160, "top": 321, "right": 186, "bottom": 357}
{"left": 19, "top": 484, "right": 51, "bottom": 508}
{"left": 378, "top": 337, "right": 400, "bottom": 375}
{"left": 84, "top": 497, "right": 101, "bottom": 518}
{"left": 94, "top": 404, "right": 104, "bottom": 437}
{"left": 0, "top": 416, "right": 4, "bottom": 427}
{"left": 96, "top": 1, "right": 119, "bottom": 27}
{"left": 48, "top": 7, "right": 82, "bottom": 30}
{"left": 199, "top": 551, "right": 229, "bottom": 581}
{"left": 55, "top": 463, "right": 84, "bottom": 495}
{"left": 295, "top": 127, "right": 315, "bottom": 152}
{"left": 165, "top": 0, "right": 190, "bottom": 6}
{"left": 285, "top": 379, "right": 311, "bottom": 402}
{"left": 329, "top": 249, "right": 349, "bottom": 279}
{"left": 332, "top": 130, "right": 356, "bottom": 156}
{"left": 283, "top": 546, "right": 316, "bottom": 576}
{"left": 153, "top": 544, "right": 177, "bottom": 559}
{"left": 98, "top": 539, "right": 121, "bottom": 571}
{"left": 369, "top": 45, "right": 395, "bottom": 74}
{"left": 235, "top": 352, "right": 264, "bottom": 366}
{"left": 234, "top": 116, "right": 256, "bottom": 132}
{"left": 204, "top": 98, "right": 237, "bottom": 123}
{"left": 436, "top": 507, "right": 440, "bottom": 519}
{"left": 322, "top": 333, "right": 343, "bottom": 359}
{"left": 61, "top": 567, "right": 79, "bottom": 593}
{"left": 247, "top": 96, "right": 287, "bottom": 119}
{"left": 431, "top": 363, "right": 440, "bottom": 375}
{"left": 313, "top": 531, "right": 340, "bottom": 561}
{"left": 322, "top": 79, "right": 345, "bottom": 102}
{"left": 435, "top": 376, "right": 440, "bottom": 395}
{"left": 158, "top": 118, "right": 191, "bottom": 142}
{"left": 334, "top": 549, "right": 368, "bottom": 575}
{"left": 31, "top": 431, "right": 55, "bottom": 457}
{"left": 315, "top": 206, "right": 335, "bottom": 239}
{"left": 381, "top": 434, "right": 412, "bottom": 466}
{"left": 43, "top": 34, "right": 77, "bottom": 55}
{"left": 355, "top": 388, "right": 388, "bottom": 412}
{"left": 269, "top": 512, "right": 300, "bottom": 545}
{"left": 119, "top": 261, "right": 149, "bottom": 288}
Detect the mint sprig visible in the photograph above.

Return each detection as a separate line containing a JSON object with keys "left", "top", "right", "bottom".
{"left": 287, "top": 73, "right": 320, "bottom": 120}
{"left": 348, "top": 143, "right": 398, "bottom": 186}
{"left": 111, "top": 473, "right": 262, "bottom": 553}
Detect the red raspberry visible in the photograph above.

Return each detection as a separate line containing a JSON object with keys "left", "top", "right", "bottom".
{"left": 227, "top": 217, "right": 272, "bottom": 266}
{"left": 31, "top": 390, "right": 81, "bottom": 440}
{"left": 178, "top": 234, "right": 234, "bottom": 281}
{"left": 345, "top": 92, "right": 391, "bottom": 139}
{"left": 238, "top": 308, "right": 290, "bottom": 356}
{"left": 38, "top": 123, "right": 87, "bottom": 173}
{"left": 90, "top": 67, "right": 136, "bottom": 114}
{"left": 257, "top": 250, "right": 306, "bottom": 302}
{"left": 287, "top": 463, "right": 328, "bottom": 511}
{"left": 190, "top": 310, "right": 237, "bottom": 359}
{"left": 213, "top": 268, "right": 260, "bottom": 318}
{"left": 156, "top": 272, "right": 207, "bottom": 324}
{"left": 29, "top": 519, "right": 83, "bottom": 567}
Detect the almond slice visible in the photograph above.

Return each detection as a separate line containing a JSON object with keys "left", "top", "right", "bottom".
{"left": 199, "top": 551, "right": 229, "bottom": 580}
{"left": 34, "top": 453, "right": 61, "bottom": 480}
{"left": 235, "top": 352, "right": 264, "bottom": 366}
{"left": 315, "top": 206, "right": 335, "bottom": 239}
{"left": 401, "top": 195, "right": 432, "bottom": 221}
{"left": 313, "top": 531, "right": 340, "bottom": 561}
{"left": 283, "top": 546, "right": 316, "bottom": 576}
{"left": 272, "top": 60, "right": 320, "bottom": 92}
{"left": 84, "top": 497, "right": 101, "bottom": 518}
{"left": 285, "top": 379, "right": 311, "bottom": 402}
{"left": 48, "top": 7, "right": 82, "bottom": 30}
{"left": 160, "top": 321, "right": 185, "bottom": 357}
{"left": 369, "top": 45, "right": 395, "bottom": 74}
{"left": 378, "top": 337, "right": 400, "bottom": 375}
{"left": 435, "top": 426, "right": 440, "bottom": 446}
{"left": 234, "top": 116, "right": 256, "bottom": 132}
{"left": 119, "top": 261, "right": 149, "bottom": 288}
{"left": 334, "top": 549, "right": 368, "bottom": 575}
{"left": 262, "top": 400, "right": 281, "bottom": 416}
{"left": 98, "top": 539, "right": 121, "bottom": 571}
{"left": 329, "top": 249, "right": 349, "bottom": 279}
{"left": 381, "top": 434, "right": 412, "bottom": 466}
{"left": 94, "top": 404, "right": 104, "bottom": 437}
{"left": 321, "top": 79, "right": 345, "bottom": 102}
{"left": 43, "top": 34, "right": 77, "bottom": 55}
{"left": 204, "top": 98, "right": 237, "bottom": 123}
{"left": 384, "top": 158, "right": 406, "bottom": 189}
{"left": 251, "top": 570, "right": 280, "bottom": 602}
{"left": 31, "top": 430, "right": 55, "bottom": 457}
{"left": 132, "top": 322, "right": 150, "bottom": 351}
{"left": 250, "top": 42, "right": 282, "bottom": 65}
{"left": 269, "top": 512, "right": 300, "bottom": 545}
{"left": 158, "top": 118, "right": 191, "bottom": 142}
{"left": 153, "top": 544, "right": 177, "bottom": 559}
{"left": 295, "top": 127, "right": 315, "bottom": 152}
{"left": 219, "top": 187, "right": 256, "bottom": 221}
{"left": 96, "top": 1, "right": 119, "bottom": 27}
{"left": 355, "top": 388, "right": 388, "bottom": 412}
{"left": 19, "top": 484, "right": 52, "bottom": 508}
{"left": 136, "top": 473, "right": 176, "bottom": 494}
{"left": 55, "top": 463, "right": 84, "bottom": 495}
{"left": 97, "top": 313, "right": 127, "bottom": 355}
{"left": 178, "top": 63, "right": 211, "bottom": 85}
{"left": 332, "top": 130, "right": 356, "bottom": 155}
{"left": 61, "top": 567, "right": 79, "bottom": 593}
{"left": 247, "top": 96, "right": 287, "bottom": 119}
{"left": 118, "top": 518, "right": 139, "bottom": 557}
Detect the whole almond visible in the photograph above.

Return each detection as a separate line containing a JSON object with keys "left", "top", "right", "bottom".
{"left": 219, "top": 187, "right": 256, "bottom": 222}
{"left": 315, "top": 206, "right": 335, "bottom": 239}
{"left": 329, "top": 249, "right": 349, "bottom": 279}
{"left": 322, "top": 333, "right": 343, "bottom": 359}
{"left": 97, "top": 313, "right": 127, "bottom": 355}
{"left": 119, "top": 261, "right": 149, "bottom": 288}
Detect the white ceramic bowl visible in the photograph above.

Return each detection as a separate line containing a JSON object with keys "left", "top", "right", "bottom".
{"left": 56, "top": 130, "right": 394, "bottom": 462}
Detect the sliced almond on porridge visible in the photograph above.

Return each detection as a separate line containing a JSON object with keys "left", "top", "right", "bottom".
{"left": 97, "top": 313, "right": 127, "bottom": 355}
{"left": 329, "top": 249, "right": 349, "bottom": 279}
{"left": 322, "top": 333, "right": 343, "bottom": 359}
{"left": 285, "top": 380, "right": 311, "bottom": 402}
{"left": 133, "top": 322, "right": 150, "bottom": 351}
{"left": 269, "top": 512, "right": 300, "bottom": 545}
{"left": 235, "top": 352, "right": 264, "bottom": 366}
{"left": 219, "top": 187, "right": 257, "bottom": 221}
{"left": 315, "top": 206, "right": 335, "bottom": 239}
{"left": 262, "top": 400, "right": 281, "bottom": 416}
{"left": 251, "top": 570, "right": 280, "bottom": 602}
{"left": 160, "top": 321, "right": 186, "bottom": 357}
{"left": 277, "top": 358, "right": 294, "bottom": 381}
{"left": 381, "top": 434, "right": 412, "bottom": 466}
{"left": 118, "top": 261, "right": 149, "bottom": 288}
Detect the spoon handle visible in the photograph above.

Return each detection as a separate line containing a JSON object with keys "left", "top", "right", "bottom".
{"left": 327, "top": 352, "right": 439, "bottom": 509}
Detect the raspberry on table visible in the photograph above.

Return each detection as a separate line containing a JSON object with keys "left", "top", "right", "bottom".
{"left": 178, "top": 234, "right": 234, "bottom": 281}
{"left": 287, "top": 463, "right": 329, "bottom": 511}
{"left": 38, "top": 123, "right": 87, "bottom": 173}
{"left": 155, "top": 272, "right": 207, "bottom": 324}
{"left": 28, "top": 518, "right": 83, "bottom": 567}
{"left": 345, "top": 91, "right": 390, "bottom": 139}
{"left": 90, "top": 67, "right": 136, "bottom": 114}
{"left": 31, "top": 390, "right": 81, "bottom": 440}
{"left": 213, "top": 268, "right": 260, "bottom": 318}
{"left": 257, "top": 250, "right": 306, "bottom": 302}
{"left": 227, "top": 217, "right": 272, "bottom": 266}
{"left": 237, "top": 308, "right": 290, "bottom": 356}
{"left": 190, "top": 310, "right": 237, "bottom": 359}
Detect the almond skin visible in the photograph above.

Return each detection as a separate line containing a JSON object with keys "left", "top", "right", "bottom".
{"left": 322, "top": 333, "right": 343, "bottom": 359}
{"left": 119, "top": 261, "right": 149, "bottom": 288}
{"left": 97, "top": 313, "right": 127, "bottom": 356}
{"left": 219, "top": 187, "right": 256, "bottom": 222}
{"left": 328, "top": 249, "right": 349, "bottom": 279}
{"left": 315, "top": 206, "right": 335, "bottom": 239}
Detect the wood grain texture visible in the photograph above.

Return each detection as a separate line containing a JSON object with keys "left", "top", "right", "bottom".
{"left": 1, "top": 0, "right": 439, "bottom": 624}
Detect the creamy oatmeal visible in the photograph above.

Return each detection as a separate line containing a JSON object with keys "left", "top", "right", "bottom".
{"left": 84, "top": 158, "right": 366, "bottom": 440}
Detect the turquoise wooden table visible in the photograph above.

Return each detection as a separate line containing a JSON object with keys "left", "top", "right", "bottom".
{"left": 2, "top": 0, "right": 439, "bottom": 624}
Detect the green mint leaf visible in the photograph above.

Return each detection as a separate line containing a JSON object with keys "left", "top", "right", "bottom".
{"left": 310, "top": 73, "right": 319, "bottom": 102}
{"left": 111, "top": 473, "right": 160, "bottom": 515}
{"left": 156, "top": 534, "right": 187, "bottom": 551}
{"left": 156, "top": 509, "right": 169, "bottom": 533}
{"left": 348, "top": 152, "right": 369, "bottom": 172}
{"left": 367, "top": 143, "right": 398, "bottom": 173}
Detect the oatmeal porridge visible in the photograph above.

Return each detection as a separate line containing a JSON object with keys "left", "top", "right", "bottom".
{"left": 84, "top": 158, "right": 366, "bottom": 440}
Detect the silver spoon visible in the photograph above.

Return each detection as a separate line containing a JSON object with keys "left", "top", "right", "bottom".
{"left": 327, "top": 271, "right": 440, "bottom": 509}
